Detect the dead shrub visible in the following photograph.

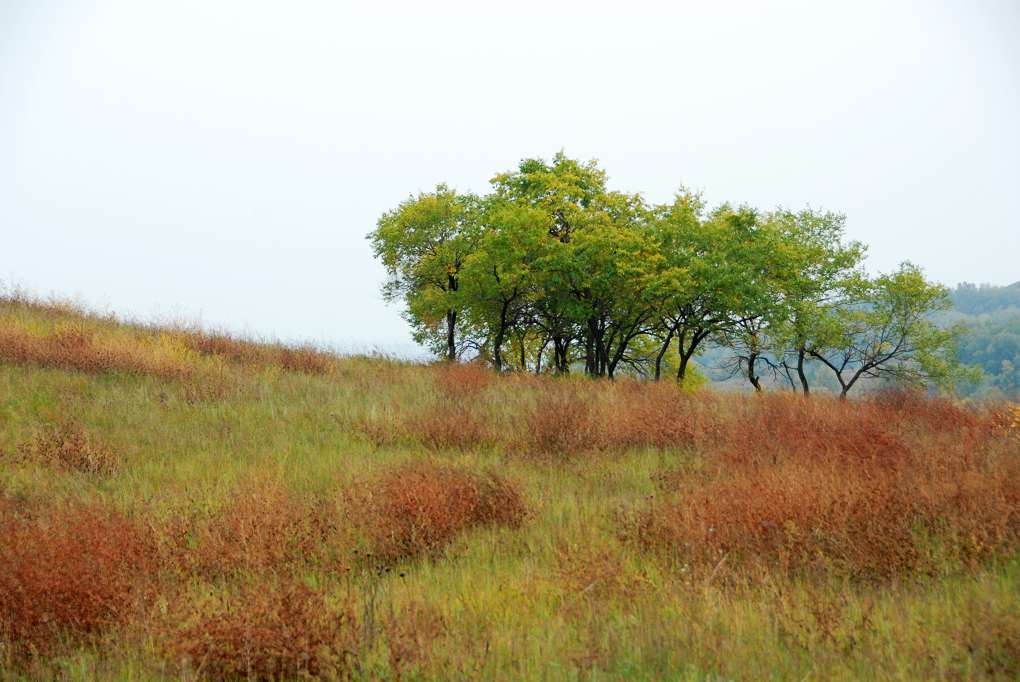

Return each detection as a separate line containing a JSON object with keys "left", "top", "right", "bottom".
{"left": 711, "top": 394, "right": 912, "bottom": 472}
{"left": 165, "top": 580, "right": 357, "bottom": 680}
{"left": 0, "top": 502, "right": 155, "bottom": 658}
{"left": 182, "top": 331, "right": 335, "bottom": 375}
{"left": 348, "top": 462, "right": 526, "bottom": 562}
{"left": 15, "top": 421, "right": 118, "bottom": 476}
{"left": 278, "top": 345, "right": 334, "bottom": 375}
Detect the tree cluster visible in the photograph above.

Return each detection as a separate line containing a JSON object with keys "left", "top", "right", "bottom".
{"left": 369, "top": 153, "right": 964, "bottom": 397}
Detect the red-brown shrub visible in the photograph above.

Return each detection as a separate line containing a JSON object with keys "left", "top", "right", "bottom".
{"left": 348, "top": 462, "right": 527, "bottom": 562}
{"left": 0, "top": 501, "right": 154, "bottom": 657}
{"left": 597, "top": 380, "right": 711, "bottom": 451}
{"left": 714, "top": 394, "right": 913, "bottom": 472}
{"left": 165, "top": 580, "right": 357, "bottom": 680}
{"left": 182, "top": 331, "right": 336, "bottom": 375}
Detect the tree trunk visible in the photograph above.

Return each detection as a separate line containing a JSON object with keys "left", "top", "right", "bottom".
{"left": 747, "top": 353, "right": 762, "bottom": 392}
{"left": 492, "top": 299, "right": 511, "bottom": 372}
{"left": 796, "top": 347, "right": 810, "bottom": 395}
{"left": 535, "top": 337, "right": 550, "bottom": 374}
{"left": 445, "top": 309, "right": 457, "bottom": 362}
{"left": 653, "top": 326, "right": 675, "bottom": 381}
{"left": 676, "top": 352, "right": 691, "bottom": 382}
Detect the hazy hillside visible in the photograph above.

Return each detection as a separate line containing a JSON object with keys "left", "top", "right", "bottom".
{"left": 1, "top": 293, "right": 1018, "bottom": 679}
{"left": 951, "top": 282, "right": 1020, "bottom": 399}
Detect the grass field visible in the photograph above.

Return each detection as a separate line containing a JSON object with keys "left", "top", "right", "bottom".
{"left": 1, "top": 293, "right": 1018, "bottom": 680}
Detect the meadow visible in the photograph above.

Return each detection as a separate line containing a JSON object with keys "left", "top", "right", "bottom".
{"left": 1, "top": 293, "right": 1018, "bottom": 680}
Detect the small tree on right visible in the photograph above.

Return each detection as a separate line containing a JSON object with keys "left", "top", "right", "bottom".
{"left": 808, "top": 262, "right": 967, "bottom": 398}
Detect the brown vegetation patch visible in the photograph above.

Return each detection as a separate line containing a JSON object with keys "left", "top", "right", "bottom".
{"left": 383, "top": 600, "right": 446, "bottom": 675}
{"left": 431, "top": 360, "right": 494, "bottom": 398}
{"left": 182, "top": 331, "right": 336, "bottom": 375}
{"left": 191, "top": 477, "right": 342, "bottom": 575}
{"left": 510, "top": 383, "right": 598, "bottom": 456}
{"left": 13, "top": 421, "right": 119, "bottom": 476}
{"left": 165, "top": 580, "right": 357, "bottom": 680}
{"left": 404, "top": 404, "right": 492, "bottom": 451}
{"left": 347, "top": 462, "right": 527, "bottom": 562}
{"left": 0, "top": 501, "right": 154, "bottom": 658}
{"left": 635, "top": 427, "right": 1020, "bottom": 580}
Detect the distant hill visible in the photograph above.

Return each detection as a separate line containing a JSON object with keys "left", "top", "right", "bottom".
{"left": 951, "top": 281, "right": 1020, "bottom": 315}
{"left": 950, "top": 282, "right": 1020, "bottom": 399}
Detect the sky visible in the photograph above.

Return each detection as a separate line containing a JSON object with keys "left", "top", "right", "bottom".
{"left": 2, "top": 0, "right": 1018, "bottom": 356}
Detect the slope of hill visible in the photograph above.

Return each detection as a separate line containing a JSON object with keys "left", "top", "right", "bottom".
{"left": 1, "top": 293, "right": 1018, "bottom": 680}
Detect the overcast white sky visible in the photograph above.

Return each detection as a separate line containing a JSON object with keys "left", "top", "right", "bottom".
{"left": 2, "top": 1, "right": 1018, "bottom": 355}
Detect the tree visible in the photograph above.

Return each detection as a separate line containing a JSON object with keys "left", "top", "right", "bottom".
{"left": 650, "top": 199, "right": 766, "bottom": 384}
{"left": 762, "top": 209, "right": 865, "bottom": 394}
{"left": 808, "top": 263, "right": 966, "bottom": 398}
{"left": 368, "top": 185, "right": 479, "bottom": 361}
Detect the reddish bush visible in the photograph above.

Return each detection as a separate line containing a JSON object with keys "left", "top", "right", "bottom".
{"left": 714, "top": 394, "right": 913, "bottom": 472}
{"left": 0, "top": 502, "right": 154, "bottom": 657}
{"left": 349, "top": 462, "right": 527, "bottom": 562}
{"left": 278, "top": 345, "right": 334, "bottom": 374}
{"left": 15, "top": 422, "right": 119, "bottom": 476}
{"left": 182, "top": 331, "right": 335, "bottom": 375}
{"left": 166, "top": 580, "right": 357, "bottom": 680}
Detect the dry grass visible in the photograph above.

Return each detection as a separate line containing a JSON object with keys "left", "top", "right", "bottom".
{"left": 347, "top": 461, "right": 527, "bottom": 562}
{"left": 0, "top": 326, "right": 189, "bottom": 380}
{"left": 182, "top": 330, "right": 336, "bottom": 375}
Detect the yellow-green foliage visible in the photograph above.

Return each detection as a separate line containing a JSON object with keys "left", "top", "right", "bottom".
{"left": 1, "top": 295, "right": 1018, "bottom": 680}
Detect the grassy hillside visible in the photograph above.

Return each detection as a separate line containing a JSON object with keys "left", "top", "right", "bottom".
{"left": 1, "top": 293, "right": 1019, "bottom": 680}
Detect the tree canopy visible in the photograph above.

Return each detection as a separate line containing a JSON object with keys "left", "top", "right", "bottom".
{"left": 368, "top": 153, "right": 967, "bottom": 396}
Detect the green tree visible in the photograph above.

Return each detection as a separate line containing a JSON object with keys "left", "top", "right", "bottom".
{"left": 368, "top": 185, "right": 479, "bottom": 360}
{"left": 808, "top": 263, "right": 966, "bottom": 398}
